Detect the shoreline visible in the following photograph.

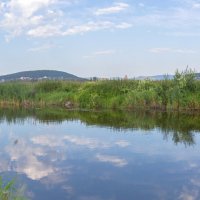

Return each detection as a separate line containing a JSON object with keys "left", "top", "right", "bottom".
{"left": 1, "top": 100, "right": 200, "bottom": 114}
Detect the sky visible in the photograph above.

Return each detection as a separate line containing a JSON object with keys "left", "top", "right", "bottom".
{"left": 0, "top": 0, "right": 200, "bottom": 78}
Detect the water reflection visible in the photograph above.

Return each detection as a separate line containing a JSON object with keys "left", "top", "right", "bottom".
{"left": 6, "top": 138, "right": 55, "bottom": 180}
{"left": 96, "top": 154, "right": 128, "bottom": 167}
{"left": 0, "top": 108, "right": 200, "bottom": 199}
{"left": 0, "top": 108, "right": 199, "bottom": 145}
{"left": 1, "top": 130, "right": 131, "bottom": 182}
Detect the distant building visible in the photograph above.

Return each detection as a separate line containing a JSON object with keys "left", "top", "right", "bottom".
{"left": 124, "top": 75, "right": 128, "bottom": 80}
{"left": 19, "top": 77, "right": 32, "bottom": 80}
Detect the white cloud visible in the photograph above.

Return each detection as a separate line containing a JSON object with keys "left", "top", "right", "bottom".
{"left": 6, "top": 139, "right": 55, "bottom": 180}
{"left": 1, "top": 130, "right": 131, "bottom": 183}
{"left": 94, "top": 2, "right": 129, "bottom": 16}
{"left": 96, "top": 154, "right": 128, "bottom": 167}
{"left": 27, "top": 21, "right": 132, "bottom": 38}
{"left": 115, "top": 140, "right": 130, "bottom": 148}
{"left": 63, "top": 21, "right": 113, "bottom": 36}
{"left": 31, "top": 135, "right": 65, "bottom": 147}
{"left": 62, "top": 21, "right": 132, "bottom": 37}
{"left": 178, "top": 187, "right": 199, "bottom": 200}
{"left": 66, "top": 21, "right": 131, "bottom": 34}
{"left": 0, "top": 0, "right": 61, "bottom": 40}
{"left": 193, "top": 3, "right": 200, "bottom": 8}
{"left": 27, "top": 24, "right": 62, "bottom": 37}
{"left": 20, "top": 155, "right": 54, "bottom": 180}
{"left": 1, "top": 134, "right": 70, "bottom": 182}
{"left": 7, "top": 0, "right": 56, "bottom": 17}
{"left": 64, "top": 135, "right": 111, "bottom": 149}
{"left": 149, "top": 48, "right": 196, "bottom": 54}
{"left": 0, "top": 0, "right": 132, "bottom": 40}
{"left": 0, "top": 0, "right": 200, "bottom": 41}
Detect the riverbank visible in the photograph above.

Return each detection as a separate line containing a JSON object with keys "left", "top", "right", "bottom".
{"left": 0, "top": 70, "right": 200, "bottom": 112}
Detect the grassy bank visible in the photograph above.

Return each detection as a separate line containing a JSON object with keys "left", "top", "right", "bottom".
{"left": 0, "top": 69, "right": 200, "bottom": 111}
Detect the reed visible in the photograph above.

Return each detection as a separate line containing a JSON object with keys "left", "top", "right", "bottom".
{"left": 0, "top": 69, "right": 199, "bottom": 111}
{"left": 0, "top": 177, "right": 27, "bottom": 200}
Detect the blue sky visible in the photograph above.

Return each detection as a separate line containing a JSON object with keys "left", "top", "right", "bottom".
{"left": 0, "top": 0, "right": 200, "bottom": 78}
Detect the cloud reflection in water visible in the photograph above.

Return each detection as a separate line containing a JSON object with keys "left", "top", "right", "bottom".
{"left": 1, "top": 130, "right": 130, "bottom": 182}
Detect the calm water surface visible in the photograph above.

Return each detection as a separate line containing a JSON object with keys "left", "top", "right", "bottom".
{"left": 0, "top": 109, "right": 200, "bottom": 200}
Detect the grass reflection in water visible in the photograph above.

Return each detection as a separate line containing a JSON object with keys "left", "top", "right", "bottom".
{"left": 0, "top": 108, "right": 199, "bottom": 146}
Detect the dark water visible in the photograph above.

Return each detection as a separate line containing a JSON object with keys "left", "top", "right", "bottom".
{"left": 1, "top": 108, "right": 200, "bottom": 200}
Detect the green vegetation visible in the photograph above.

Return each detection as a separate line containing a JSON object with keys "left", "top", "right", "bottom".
{"left": 0, "top": 177, "right": 27, "bottom": 200}
{"left": 0, "top": 69, "right": 200, "bottom": 111}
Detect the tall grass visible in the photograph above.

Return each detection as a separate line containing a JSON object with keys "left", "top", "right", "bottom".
{"left": 0, "top": 69, "right": 200, "bottom": 111}
{"left": 0, "top": 177, "right": 27, "bottom": 200}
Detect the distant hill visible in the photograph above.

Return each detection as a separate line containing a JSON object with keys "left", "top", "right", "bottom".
{"left": 0, "top": 70, "right": 86, "bottom": 82}
{"left": 136, "top": 73, "right": 200, "bottom": 80}
{"left": 196, "top": 73, "right": 200, "bottom": 80}
{"left": 136, "top": 75, "right": 174, "bottom": 80}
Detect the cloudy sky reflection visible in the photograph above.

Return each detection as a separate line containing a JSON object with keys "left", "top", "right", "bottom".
{"left": 1, "top": 119, "right": 200, "bottom": 200}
